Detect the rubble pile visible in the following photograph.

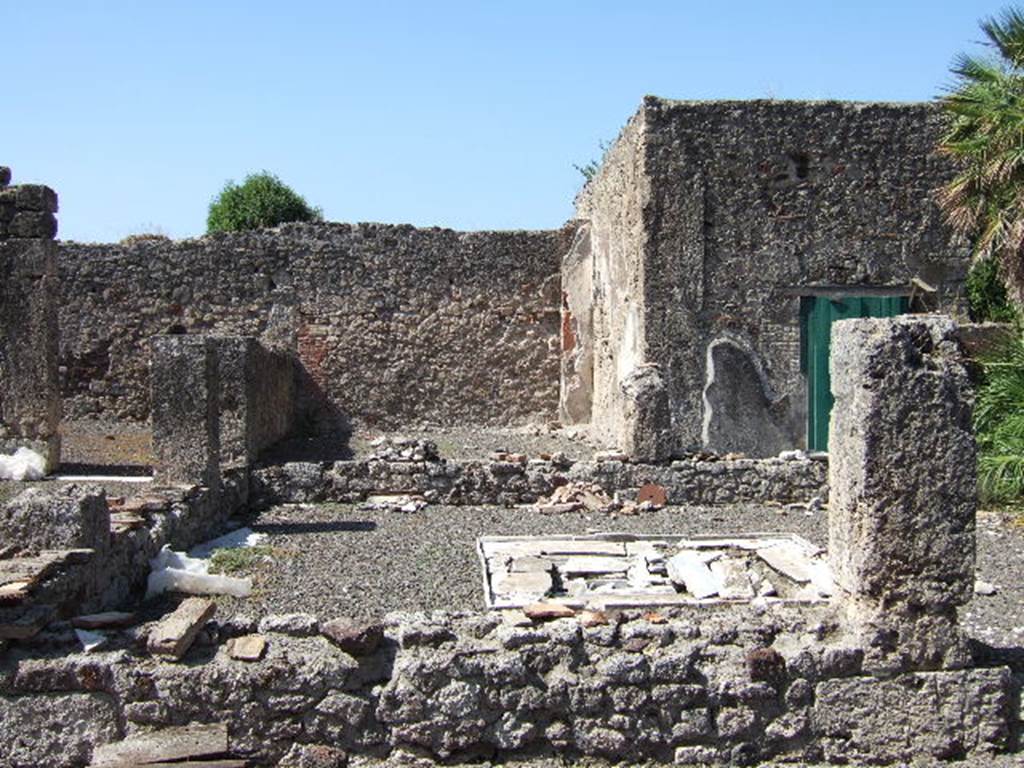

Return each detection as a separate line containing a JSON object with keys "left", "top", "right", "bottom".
{"left": 366, "top": 436, "right": 439, "bottom": 462}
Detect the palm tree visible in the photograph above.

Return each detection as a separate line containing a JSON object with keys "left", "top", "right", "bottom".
{"left": 938, "top": 7, "right": 1024, "bottom": 304}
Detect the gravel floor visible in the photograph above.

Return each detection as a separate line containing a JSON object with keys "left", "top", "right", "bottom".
{"left": 218, "top": 500, "right": 1024, "bottom": 656}
{"left": 216, "top": 501, "right": 827, "bottom": 621}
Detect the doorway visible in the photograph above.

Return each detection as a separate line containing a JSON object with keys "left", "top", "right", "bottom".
{"left": 801, "top": 294, "right": 908, "bottom": 451}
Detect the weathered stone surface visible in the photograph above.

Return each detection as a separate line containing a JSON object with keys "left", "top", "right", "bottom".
{"left": 258, "top": 612, "right": 319, "bottom": 637}
{"left": 147, "top": 597, "right": 216, "bottom": 658}
{"left": 702, "top": 338, "right": 798, "bottom": 457}
{"left": 59, "top": 224, "right": 574, "bottom": 427}
{"left": 828, "top": 317, "right": 975, "bottom": 671}
{"left": 812, "top": 668, "right": 1012, "bottom": 763}
{"left": 0, "top": 692, "right": 119, "bottom": 768}
{"left": 251, "top": 451, "right": 828, "bottom": 509}
{"left": 829, "top": 316, "right": 975, "bottom": 608}
{"left": 576, "top": 99, "right": 967, "bottom": 457}
{"left": 151, "top": 336, "right": 221, "bottom": 487}
{"left": 0, "top": 235, "right": 61, "bottom": 470}
{"left": 91, "top": 722, "right": 229, "bottom": 767}
{"left": 228, "top": 634, "right": 267, "bottom": 661}
{"left": 0, "top": 484, "right": 108, "bottom": 554}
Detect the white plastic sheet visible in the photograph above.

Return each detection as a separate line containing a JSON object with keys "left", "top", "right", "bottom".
{"left": 145, "top": 527, "right": 268, "bottom": 599}
{"left": 0, "top": 447, "right": 46, "bottom": 481}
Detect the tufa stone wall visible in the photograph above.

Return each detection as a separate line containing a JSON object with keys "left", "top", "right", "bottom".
{"left": 0, "top": 166, "right": 61, "bottom": 469}
{"left": 58, "top": 223, "right": 574, "bottom": 430}
{"left": 573, "top": 99, "right": 970, "bottom": 457}
{"left": 829, "top": 316, "right": 977, "bottom": 673}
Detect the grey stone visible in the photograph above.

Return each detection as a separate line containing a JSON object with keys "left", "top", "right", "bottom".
{"left": 828, "top": 316, "right": 976, "bottom": 670}
{"left": 812, "top": 668, "right": 1013, "bottom": 763}
{"left": 258, "top": 612, "right": 319, "bottom": 636}
{"left": 0, "top": 692, "right": 119, "bottom": 768}
{"left": 0, "top": 484, "right": 108, "bottom": 554}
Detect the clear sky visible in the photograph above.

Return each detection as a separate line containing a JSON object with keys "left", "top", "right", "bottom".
{"left": 4, "top": 1, "right": 1002, "bottom": 242}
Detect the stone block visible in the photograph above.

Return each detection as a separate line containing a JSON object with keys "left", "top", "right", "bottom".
{"left": 620, "top": 365, "right": 673, "bottom": 462}
{"left": 812, "top": 668, "right": 1012, "bottom": 763}
{"left": 10, "top": 210, "right": 58, "bottom": 239}
{"left": 828, "top": 317, "right": 975, "bottom": 610}
{"left": 15, "top": 184, "right": 58, "bottom": 213}
{"left": 0, "top": 485, "right": 109, "bottom": 554}
{"left": 151, "top": 336, "right": 221, "bottom": 488}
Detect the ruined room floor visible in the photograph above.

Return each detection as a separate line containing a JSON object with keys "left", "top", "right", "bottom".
{"left": 212, "top": 501, "right": 1024, "bottom": 653}
{"left": 217, "top": 502, "right": 831, "bottom": 620}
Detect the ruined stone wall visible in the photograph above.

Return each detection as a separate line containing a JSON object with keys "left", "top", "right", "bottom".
{"left": 58, "top": 223, "right": 573, "bottom": 429}
{"left": 0, "top": 167, "right": 61, "bottom": 469}
{"left": 576, "top": 99, "right": 970, "bottom": 457}
{"left": 573, "top": 113, "right": 652, "bottom": 451}
{"left": 0, "top": 607, "right": 1013, "bottom": 767}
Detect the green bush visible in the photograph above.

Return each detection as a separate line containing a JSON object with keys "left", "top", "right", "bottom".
{"left": 966, "top": 257, "right": 1016, "bottom": 322}
{"left": 975, "top": 327, "right": 1024, "bottom": 503}
{"left": 207, "top": 171, "right": 322, "bottom": 233}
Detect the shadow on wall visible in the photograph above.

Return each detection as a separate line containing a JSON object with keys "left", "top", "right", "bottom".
{"left": 701, "top": 338, "right": 800, "bottom": 457}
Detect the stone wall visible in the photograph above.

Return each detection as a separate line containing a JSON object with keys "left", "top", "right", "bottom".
{"left": 0, "top": 607, "right": 1014, "bottom": 767}
{"left": 58, "top": 223, "right": 573, "bottom": 430}
{"left": 574, "top": 99, "right": 970, "bottom": 457}
{"left": 151, "top": 335, "right": 295, "bottom": 486}
{"left": 0, "top": 166, "right": 61, "bottom": 469}
{"left": 251, "top": 453, "right": 828, "bottom": 508}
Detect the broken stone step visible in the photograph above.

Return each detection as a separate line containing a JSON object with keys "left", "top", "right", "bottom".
{"left": 756, "top": 542, "right": 814, "bottom": 584}
{"left": 90, "top": 722, "right": 232, "bottom": 767}
{"left": 0, "top": 604, "right": 55, "bottom": 640}
{"left": 666, "top": 551, "right": 720, "bottom": 599}
{"left": 539, "top": 540, "right": 626, "bottom": 557}
{"left": 147, "top": 597, "right": 216, "bottom": 659}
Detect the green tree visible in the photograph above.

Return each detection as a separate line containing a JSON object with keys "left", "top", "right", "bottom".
{"left": 207, "top": 171, "right": 322, "bottom": 233}
{"left": 938, "top": 8, "right": 1024, "bottom": 305}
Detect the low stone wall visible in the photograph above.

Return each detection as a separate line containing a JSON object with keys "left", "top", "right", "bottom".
{"left": 0, "top": 606, "right": 1014, "bottom": 767}
{"left": 250, "top": 453, "right": 828, "bottom": 508}
{"left": 0, "top": 472, "right": 248, "bottom": 637}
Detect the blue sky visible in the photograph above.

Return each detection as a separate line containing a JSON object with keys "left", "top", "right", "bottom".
{"left": 5, "top": 1, "right": 1002, "bottom": 242}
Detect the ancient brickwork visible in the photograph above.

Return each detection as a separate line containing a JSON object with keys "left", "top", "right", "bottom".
{"left": 0, "top": 167, "right": 61, "bottom": 469}
{"left": 574, "top": 100, "right": 969, "bottom": 457}
{"left": 58, "top": 224, "right": 573, "bottom": 430}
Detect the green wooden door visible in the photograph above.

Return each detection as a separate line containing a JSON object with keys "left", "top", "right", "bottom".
{"left": 802, "top": 295, "right": 908, "bottom": 451}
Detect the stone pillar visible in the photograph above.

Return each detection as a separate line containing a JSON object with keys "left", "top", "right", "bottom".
{"left": 151, "top": 336, "right": 221, "bottom": 488}
{"left": 828, "top": 316, "right": 976, "bottom": 672}
{"left": 0, "top": 167, "right": 61, "bottom": 471}
{"left": 620, "top": 365, "right": 673, "bottom": 462}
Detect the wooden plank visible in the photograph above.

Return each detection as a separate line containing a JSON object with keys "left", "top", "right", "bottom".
{"left": 91, "top": 723, "right": 229, "bottom": 767}
{"left": 147, "top": 598, "right": 216, "bottom": 659}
